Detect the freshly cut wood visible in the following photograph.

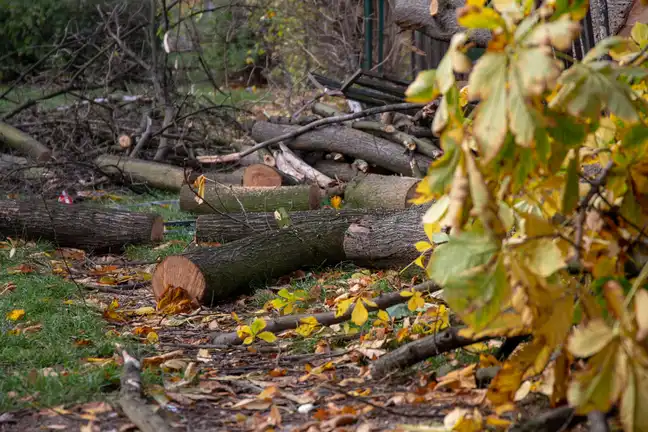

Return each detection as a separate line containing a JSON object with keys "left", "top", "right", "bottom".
{"left": 0, "top": 200, "right": 163, "bottom": 251}
{"left": 241, "top": 164, "right": 283, "bottom": 187}
{"left": 344, "top": 173, "right": 420, "bottom": 209}
{"left": 152, "top": 219, "right": 352, "bottom": 305}
{"left": 343, "top": 206, "right": 428, "bottom": 268}
{"left": 95, "top": 154, "right": 196, "bottom": 192}
{"left": 313, "top": 160, "right": 359, "bottom": 182}
{"left": 195, "top": 208, "right": 395, "bottom": 244}
{"left": 0, "top": 122, "right": 51, "bottom": 161}
{"left": 179, "top": 183, "right": 321, "bottom": 214}
{"left": 251, "top": 121, "right": 433, "bottom": 176}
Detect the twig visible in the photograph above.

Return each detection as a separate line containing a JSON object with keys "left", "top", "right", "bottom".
{"left": 197, "top": 102, "right": 427, "bottom": 164}
{"left": 129, "top": 115, "right": 153, "bottom": 158}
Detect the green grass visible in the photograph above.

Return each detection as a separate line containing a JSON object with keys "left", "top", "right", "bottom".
{"left": 0, "top": 241, "right": 156, "bottom": 411}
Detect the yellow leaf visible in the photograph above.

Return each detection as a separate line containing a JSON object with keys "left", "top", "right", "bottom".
{"left": 146, "top": 331, "right": 159, "bottom": 344}
{"left": 250, "top": 318, "right": 267, "bottom": 334}
{"left": 330, "top": 195, "right": 342, "bottom": 209}
{"left": 405, "top": 70, "right": 440, "bottom": 103}
{"left": 243, "top": 336, "right": 254, "bottom": 345}
{"left": 257, "top": 331, "right": 277, "bottom": 343}
{"left": 457, "top": 5, "right": 505, "bottom": 30}
{"left": 415, "top": 241, "right": 433, "bottom": 253}
{"left": 133, "top": 306, "right": 156, "bottom": 316}
{"left": 6, "top": 309, "right": 25, "bottom": 321}
{"left": 351, "top": 299, "right": 369, "bottom": 326}
{"left": 567, "top": 319, "right": 616, "bottom": 358}
{"left": 400, "top": 289, "right": 414, "bottom": 297}
{"left": 336, "top": 298, "right": 354, "bottom": 317}
{"left": 635, "top": 290, "right": 648, "bottom": 342}
{"left": 377, "top": 310, "right": 389, "bottom": 322}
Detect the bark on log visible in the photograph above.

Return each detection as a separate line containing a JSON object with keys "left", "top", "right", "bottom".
{"left": 152, "top": 219, "right": 352, "bottom": 305}
{"left": 311, "top": 102, "right": 345, "bottom": 117}
{"left": 251, "top": 121, "right": 433, "bottom": 176}
{"left": 343, "top": 205, "right": 428, "bottom": 268}
{"left": 344, "top": 173, "right": 420, "bottom": 210}
{"left": 95, "top": 154, "right": 196, "bottom": 192}
{"left": 0, "top": 122, "right": 51, "bottom": 162}
{"left": 230, "top": 139, "right": 275, "bottom": 167}
{"left": 195, "top": 208, "right": 396, "bottom": 244}
{"left": 0, "top": 200, "right": 164, "bottom": 251}
{"left": 370, "top": 327, "right": 490, "bottom": 379}
{"left": 313, "top": 160, "right": 359, "bottom": 182}
{"left": 212, "top": 279, "right": 441, "bottom": 345}
{"left": 274, "top": 143, "right": 335, "bottom": 187}
{"left": 179, "top": 183, "right": 321, "bottom": 214}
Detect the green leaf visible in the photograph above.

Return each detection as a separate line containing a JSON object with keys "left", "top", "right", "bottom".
{"left": 562, "top": 152, "right": 580, "bottom": 215}
{"left": 583, "top": 36, "right": 632, "bottom": 63}
{"left": 468, "top": 52, "right": 508, "bottom": 101}
{"left": 474, "top": 63, "right": 508, "bottom": 162}
{"left": 250, "top": 318, "right": 266, "bottom": 334}
{"left": 622, "top": 124, "right": 648, "bottom": 150}
{"left": 424, "top": 133, "right": 463, "bottom": 195}
{"left": 508, "top": 67, "right": 539, "bottom": 148}
{"left": 631, "top": 22, "right": 648, "bottom": 46}
{"left": 406, "top": 70, "right": 440, "bottom": 103}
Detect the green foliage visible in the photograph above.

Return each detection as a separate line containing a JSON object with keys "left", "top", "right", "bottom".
{"left": 406, "top": 0, "right": 648, "bottom": 428}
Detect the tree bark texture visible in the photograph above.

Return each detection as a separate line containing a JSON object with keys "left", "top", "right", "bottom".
{"left": 250, "top": 121, "right": 433, "bottom": 176}
{"left": 95, "top": 154, "right": 196, "bottom": 192}
{"left": 0, "top": 200, "right": 164, "bottom": 251}
{"left": 152, "top": 219, "right": 353, "bottom": 305}
{"left": 343, "top": 205, "right": 428, "bottom": 268}
{"left": 179, "top": 183, "right": 321, "bottom": 214}
{"left": 195, "top": 208, "right": 396, "bottom": 244}
{"left": 313, "top": 160, "right": 359, "bottom": 182}
{"left": 344, "top": 173, "right": 420, "bottom": 210}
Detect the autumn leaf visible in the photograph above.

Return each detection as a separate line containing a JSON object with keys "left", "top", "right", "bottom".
{"left": 405, "top": 70, "right": 440, "bottom": 103}
{"left": 6, "top": 309, "right": 25, "bottom": 321}
{"left": 351, "top": 299, "right": 368, "bottom": 326}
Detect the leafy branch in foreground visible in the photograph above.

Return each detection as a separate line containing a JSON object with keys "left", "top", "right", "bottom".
{"left": 405, "top": 1, "right": 648, "bottom": 430}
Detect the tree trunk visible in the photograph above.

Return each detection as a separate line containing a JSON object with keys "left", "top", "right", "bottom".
{"left": 344, "top": 173, "right": 420, "bottom": 209}
{"left": 313, "top": 160, "right": 359, "bottom": 182}
{"left": 0, "top": 122, "right": 51, "bottom": 162}
{"left": 343, "top": 205, "right": 428, "bottom": 268}
{"left": 195, "top": 208, "right": 396, "bottom": 244}
{"left": 179, "top": 183, "right": 321, "bottom": 214}
{"left": 251, "top": 121, "right": 433, "bottom": 176}
{"left": 152, "top": 219, "right": 352, "bottom": 305}
{"left": 95, "top": 155, "right": 196, "bottom": 192}
{"left": 0, "top": 200, "right": 163, "bottom": 251}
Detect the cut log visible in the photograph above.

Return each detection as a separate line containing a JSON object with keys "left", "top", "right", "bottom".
{"left": 273, "top": 143, "right": 335, "bottom": 187}
{"left": 179, "top": 183, "right": 321, "bottom": 214}
{"left": 251, "top": 121, "right": 433, "bottom": 176}
{"left": 343, "top": 205, "right": 428, "bottom": 268}
{"left": 313, "top": 160, "right": 359, "bottom": 182}
{"left": 241, "top": 164, "right": 283, "bottom": 187}
{"left": 352, "top": 120, "right": 443, "bottom": 159}
{"left": 0, "top": 122, "right": 51, "bottom": 162}
{"left": 152, "top": 219, "right": 352, "bottom": 305}
{"left": 0, "top": 200, "right": 163, "bottom": 251}
{"left": 195, "top": 208, "right": 396, "bottom": 244}
{"left": 344, "top": 173, "right": 420, "bottom": 209}
{"left": 203, "top": 168, "right": 245, "bottom": 185}
{"left": 95, "top": 154, "right": 196, "bottom": 192}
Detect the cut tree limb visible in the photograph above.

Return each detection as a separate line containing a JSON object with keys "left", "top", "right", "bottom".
{"left": 152, "top": 219, "right": 353, "bottom": 305}
{"left": 311, "top": 102, "right": 345, "bottom": 118}
{"left": 96, "top": 154, "right": 196, "bottom": 191}
{"left": 274, "top": 142, "right": 335, "bottom": 187}
{"left": 313, "top": 160, "right": 359, "bottom": 182}
{"left": 343, "top": 205, "right": 428, "bottom": 268}
{"left": 116, "top": 345, "right": 173, "bottom": 432}
{"left": 212, "top": 279, "right": 441, "bottom": 345}
{"left": 344, "top": 173, "right": 420, "bottom": 210}
{"left": 179, "top": 183, "right": 321, "bottom": 214}
{"left": 251, "top": 121, "right": 433, "bottom": 175}
{"left": 0, "top": 199, "right": 163, "bottom": 251}
{"left": 351, "top": 121, "right": 442, "bottom": 159}
{"left": 195, "top": 208, "right": 396, "bottom": 244}
{"left": 370, "top": 327, "right": 490, "bottom": 379}
{"left": 0, "top": 122, "right": 51, "bottom": 162}
{"left": 230, "top": 139, "right": 276, "bottom": 167}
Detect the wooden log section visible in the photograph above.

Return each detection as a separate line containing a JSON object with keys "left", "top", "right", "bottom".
{"left": 179, "top": 183, "right": 321, "bottom": 214}
{"left": 251, "top": 121, "right": 433, "bottom": 176}
{"left": 343, "top": 205, "right": 428, "bottom": 269}
{"left": 95, "top": 155, "right": 197, "bottom": 192}
{"left": 313, "top": 160, "right": 359, "bottom": 182}
{"left": 195, "top": 208, "right": 396, "bottom": 244}
{"left": 241, "top": 164, "right": 283, "bottom": 187}
{"left": 0, "top": 200, "right": 163, "bottom": 251}
{"left": 152, "top": 219, "right": 352, "bottom": 305}
{"left": 344, "top": 173, "right": 420, "bottom": 209}
{"left": 0, "top": 122, "right": 51, "bottom": 162}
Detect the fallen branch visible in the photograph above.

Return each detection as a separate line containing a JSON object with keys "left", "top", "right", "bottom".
{"left": 251, "top": 121, "right": 433, "bottom": 176}
{"left": 370, "top": 327, "right": 490, "bottom": 379}
{"left": 313, "top": 160, "right": 359, "bottom": 182}
{"left": 274, "top": 142, "right": 335, "bottom": 187}
{"left": 197, "top": 102, "right": 427, "bottom": 165}
{"left": 509, "top": 406, "right": 577, "bottom": 432}
{"left": 344, "top": 173, "right": 420, "bottom": 210}
{"left": 230, "top": 139, "right": 276, "bottom": 167}
{"left": 352, "top": 121, "right": 442, "bottom": 159}
{"left": 0, "top": 122, "right": 51, "bottom": 162}
{"left": 116, "top": 345, "right": 173, "bottom": 432}
{"left": 212, "top": 279, "right": 441, "bottom": 345}
{"left": 195, "top": 208, "right": 396, "bottom": 244}
{"left": 179, "top": 183, "right": 321, "bottom": 214}
{"left": 0, "top": 200, "right": 164, "bottom": 251}
{"left": 95, "top": 154, "right": 197, "bottom": 191}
